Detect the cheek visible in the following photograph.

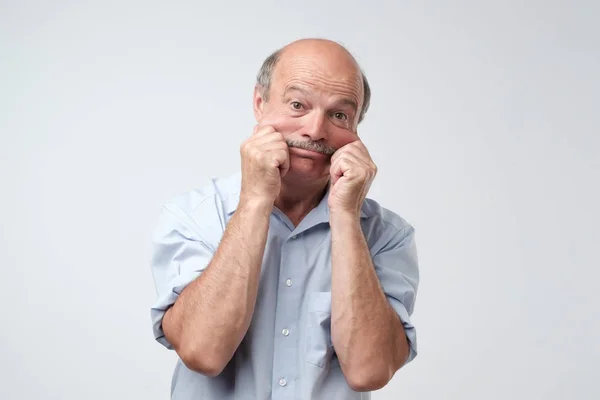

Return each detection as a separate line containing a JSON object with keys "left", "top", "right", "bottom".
{"left": 260, "top": 108, "right": 302, "bottom": 134}
{"left": 330, "top": 129, "right": 358, "bottom": 148}
{"left": 274, "top": 117, "right": 304, "bottom": 135}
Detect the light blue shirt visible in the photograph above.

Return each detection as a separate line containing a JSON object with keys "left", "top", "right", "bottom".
{"left": 150, "top": 173, "right": 419, "bottom": 400}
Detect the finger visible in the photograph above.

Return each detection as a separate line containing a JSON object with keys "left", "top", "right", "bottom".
{"left": 332, "top": 147, "right": 374, "bottom": 178}
{"left": 247, "top": 128, "right": 281, "bottom": 148}
{"left": 278, "top": 147, "right": 290, "bottom": 177}
{"left": 241, "top": 130, "right": 284, "bottom": 159}
{"left": 335, "top": 151, "right": 364, "bottom": 169}
{"left": 337, "top": 141, "right": 370, "bottom": 161}
{"left": 330, "top": 155, "right": 354, "bottom": 186}
{"left": 261, "top": 139, "right": 289, "bottom": 153}
{"left": 331, "top": 142, "right": 353, "bottom": 165}
{"left": 270, "top": 148, "right": 290, "bottom": 176}
{"left": 332, "top": 152, "right": 370, "bottom": 184}
{"left": 253, "top": 125, "right": 276, "bottom": 138}
{"left": 241, "top": 128, "right": 275, "bottom": 152}
{"left": 252, "top": 131, "right": 286, "bottom": 148}
{"left": 331, "top": 146, "right": 365, "bottom": 169}
{"left": 350, "top": 139, "right": 368, "bottom": 152}
{"left": 252, "top": 123, "right": 278, "bottom": 136}
{"left": 329, "top": 157, "right": 342, "bottom": 187}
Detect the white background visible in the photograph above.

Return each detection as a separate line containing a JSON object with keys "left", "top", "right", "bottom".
{"left": 1, "top": 1, "right": 599, "bottom": 399}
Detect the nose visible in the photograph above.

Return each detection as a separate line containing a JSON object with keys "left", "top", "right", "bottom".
{"left": 300, "top": 111, "right": 327, "bottom": 141}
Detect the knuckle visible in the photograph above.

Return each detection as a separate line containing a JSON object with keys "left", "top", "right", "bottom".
{"left": 267, "top": 130, "right": 283, "bottom": 141}
{"left": 255, "top": 150, "right": 266, "bottom": 161}
{"left": 244, "top": 146, "right": 259, "bottom": 160}
{"left": 254, "top": 126, "right": 268, "bottom": 137}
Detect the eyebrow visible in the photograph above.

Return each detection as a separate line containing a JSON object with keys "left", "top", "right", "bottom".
{"left": 283, "top": 85, "right": 358, "bottom": 113}
{"left": 282, "top": 85, "right": 310, "bottom": 97}
{"left": 334, "top": 98, "right": 358, "bottom": 113}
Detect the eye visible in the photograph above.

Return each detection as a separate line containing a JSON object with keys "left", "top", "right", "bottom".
{"left": 333, "top": 112, "right": 347, "bottom": 121}
{"left": 290, "top": 101, "right": 303, "bottom": 110}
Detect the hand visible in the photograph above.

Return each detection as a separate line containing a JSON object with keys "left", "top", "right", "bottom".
{"left": 328, "top": 140, "right": 377, "bottom": 216}
{"left": 239, "top": 124, "right": 290, "bottom": 207}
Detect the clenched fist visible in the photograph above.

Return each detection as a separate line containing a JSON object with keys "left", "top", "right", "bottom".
{"left": 328, "top": 140, "right": 377, "bottom": 216}
{"left": 239, "top": 125, "right": 290, "bottom": 207}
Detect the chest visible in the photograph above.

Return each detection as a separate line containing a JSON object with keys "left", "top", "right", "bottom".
{"left": 242, "top": 222, "right": 341, "bottom": 373}
{"left": 260, "top": 222, "right": 334, "bottom": 297}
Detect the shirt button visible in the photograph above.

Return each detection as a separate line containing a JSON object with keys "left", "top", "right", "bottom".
{"left": 282, "top": 328, "right": 290, "bottom": 336}
{"left": 279, "top": 378, "right": 287, "bottom": 387}
{"left": 286, "top": 279, "right": 292, "bottom": 287}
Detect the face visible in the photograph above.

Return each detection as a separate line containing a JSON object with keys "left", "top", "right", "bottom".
{"left": 253, "top": 49, "right": 364, "bottom": 182}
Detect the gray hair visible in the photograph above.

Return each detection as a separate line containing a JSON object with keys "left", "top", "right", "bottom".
{"left": 256, "top": 48, "right": 371, "bottom": 124}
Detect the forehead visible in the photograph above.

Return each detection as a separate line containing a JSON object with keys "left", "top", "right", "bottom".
{"left": 272, "top": 52, "right": 363, "bottom": 100}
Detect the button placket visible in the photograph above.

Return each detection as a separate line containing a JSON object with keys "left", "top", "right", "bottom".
{"left": 271, "top": 234, "right": 298, "bottom": 396}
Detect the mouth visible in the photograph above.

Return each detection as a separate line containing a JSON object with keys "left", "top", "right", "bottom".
{"left": 288, "top": 146, "right": 330, "bottom": 158}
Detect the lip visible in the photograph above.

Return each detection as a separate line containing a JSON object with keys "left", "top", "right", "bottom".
{"left": 289, "top": 147, "right": 328, "bottom": 158}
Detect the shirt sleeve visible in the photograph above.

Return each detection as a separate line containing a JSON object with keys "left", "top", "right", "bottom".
{"left": 149, "top": 203, "right": 215, "bottom": 350}
{"left": 372, "top": 224, "right": 420, "bottom": 365}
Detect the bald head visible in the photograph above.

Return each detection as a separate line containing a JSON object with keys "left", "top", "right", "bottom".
{"left": 280, "top": 39, "right": 360, "bottom": 69}
{"left": 256, "top": 39, "right": 370, "bottom": 123}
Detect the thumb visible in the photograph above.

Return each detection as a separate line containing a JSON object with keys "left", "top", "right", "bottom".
{"left": 279, "top": 147, "right": 290, "bottom": 177}
{"left": 330, "top": 158, "right": 343, "bottom": 187}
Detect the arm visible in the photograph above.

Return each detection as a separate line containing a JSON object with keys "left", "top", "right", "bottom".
{"left": 327, "top": 140, "right": 418, "bottom": 391}
{"left": 330, "top": 212, "right": 409, "bottom": 391}
{"left": 157, "top": 123, "right": 289, "bottom": 377}
{"left": 162, "top": 199, "right": 271, "bottom": 377}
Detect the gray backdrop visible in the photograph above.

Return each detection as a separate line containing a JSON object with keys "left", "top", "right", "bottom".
{"left": 1, "top": 1, "right": 599, "bottom": 399}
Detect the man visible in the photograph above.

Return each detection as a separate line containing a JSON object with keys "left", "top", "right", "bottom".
{"left": 150, "top": 38, "right": 419, "bottom": 400}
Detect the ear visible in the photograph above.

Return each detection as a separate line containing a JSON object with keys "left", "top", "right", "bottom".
{"left": 253, "top": 85, "right": 266, "bottom": 121}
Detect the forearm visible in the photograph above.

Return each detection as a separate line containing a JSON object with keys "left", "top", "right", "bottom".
{"left": 164, "top": 199, "right": 271, "bottom": 375}
{"left": 330, "top": 212, "right": 407, "bottom": 390}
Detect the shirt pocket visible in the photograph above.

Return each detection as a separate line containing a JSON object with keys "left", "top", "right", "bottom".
{"left": 306, "top": 291, "right": 341, "bottom": 369}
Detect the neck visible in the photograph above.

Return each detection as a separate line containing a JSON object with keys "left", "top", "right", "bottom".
{"left": 275, "top": 176, "right": 329, "bottom": 226}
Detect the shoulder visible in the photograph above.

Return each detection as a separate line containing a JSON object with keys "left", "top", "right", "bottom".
{"left": 163, "top": 172, "right": 240, "bottom": 214}
{"left": 158, "top": 172, "right": 241, "bottom": 240}
{"left": 360, "top": 197, "right": 415, "bottom": 252}
{"left": 361, "top": 197, "right": 413, "bottom": 232}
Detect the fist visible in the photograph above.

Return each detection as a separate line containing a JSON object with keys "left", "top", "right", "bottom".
{"left": 328, "top": 140, "right": 377, "bottom": 215}
{"left": 239, "top": 125, "right": 290, "bottom": 205}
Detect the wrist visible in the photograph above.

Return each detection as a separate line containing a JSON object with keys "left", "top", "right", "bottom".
{"left": 329, "top": 209, "right": 361, "bottom": 229}
{"left": 238, "top": 195, "right": 274, "bottom": 216}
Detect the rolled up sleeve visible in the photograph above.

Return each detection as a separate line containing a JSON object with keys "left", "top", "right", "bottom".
{"left": 372, "top": 224, "right": 420, "bottom": 364}
{"left": 149, "top": 203, "right": 215, "bottom": 350}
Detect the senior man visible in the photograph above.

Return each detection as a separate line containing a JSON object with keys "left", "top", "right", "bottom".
{"left": 150, "top": 38, "right": 419, "bottom": 400}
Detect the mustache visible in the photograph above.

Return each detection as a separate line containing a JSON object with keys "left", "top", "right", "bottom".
{"left": 286, "top": 139, "right": 336, "bottom": 156}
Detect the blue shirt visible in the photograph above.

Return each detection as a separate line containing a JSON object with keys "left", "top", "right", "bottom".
{"left": 150, "top": 173, "right": 419, "bottom": 399}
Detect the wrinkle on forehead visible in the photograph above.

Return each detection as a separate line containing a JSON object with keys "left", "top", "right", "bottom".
{"left": 274, "top": 41, "right": 364, "bottom": 108}
{"left": 283, "top": 68, "right": 361, "bottom": 99}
